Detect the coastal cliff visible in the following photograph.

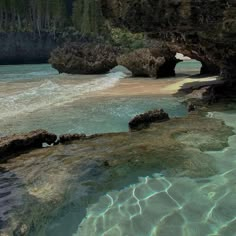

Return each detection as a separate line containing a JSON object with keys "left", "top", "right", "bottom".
{"left": 0, "top": 0, "right": 105, "bottom": 64}
{"left": 102, "top": 0, "right": 236, "bottom": 79}
{"left": 0, "top": 32, "right": 57, "bottom": 64}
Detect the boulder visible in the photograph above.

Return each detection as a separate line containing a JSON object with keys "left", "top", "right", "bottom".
{"left": 117, "top": 48, "right": 180, "bottom": 78}
{"left": 49, "top": 42, "right": 119, "bottom": 74}
{"left": 129, "top": 109, "right": 170, "bottom": 130}
{"left": 0, "top": 130, "right": 57, "bottom": 161}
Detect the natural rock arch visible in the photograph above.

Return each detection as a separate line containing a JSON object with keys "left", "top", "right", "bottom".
{"left": 117, "top": 48, "right": 181, "bottom": 78}
{"left": 175, "top": 53, "right": 218, "bottom": 76}
{"left": 101, "top": 0, "right": 236, "bottom": 80}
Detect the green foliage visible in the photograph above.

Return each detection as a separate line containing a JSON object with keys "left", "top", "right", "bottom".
{"left": 0, "top": 0, "right": 144, "bottom": 46}
{"left": 110, "top": 27, "right": 144, "bottom": 50}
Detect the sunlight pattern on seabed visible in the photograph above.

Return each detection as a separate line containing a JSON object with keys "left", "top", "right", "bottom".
{"left": 75, "top": 111, "right": 236, "bottom": 236}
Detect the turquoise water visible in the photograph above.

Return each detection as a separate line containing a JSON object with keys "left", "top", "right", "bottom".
{"left": 0, "top": 96, "right": 187, "bottom": 135}
{"left": 1, "top": 62, "right": 235, "bottom": 236}
{"left": 0, "top": 64, "right": 58, "bottom": 82}
{"left": 0, "top": 64, "right": 186, "bottom": 136}
{"left": 175, "top": 60, "right": 202, "bottom": 76}
{"left": 21, "top": 110, "right": 234, "bottom": 236}
{"left": 74, "top": 111, "right": 236, "bottom": 236}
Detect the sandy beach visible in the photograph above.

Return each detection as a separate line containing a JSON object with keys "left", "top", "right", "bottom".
{"left": 93, "top": 75, "right": 222, "bottom": 97}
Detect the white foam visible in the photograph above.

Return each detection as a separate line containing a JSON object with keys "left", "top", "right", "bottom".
{"left": 0, "top": 72, "right": 126, "bottom": 120}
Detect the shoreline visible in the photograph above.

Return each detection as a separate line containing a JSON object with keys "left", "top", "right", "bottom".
{"left": 0, "top": 72, "right": 224, "bottom": 151}
{"left": 91, "top": 74, "right": 221, "bottom": 98}
{"left": 0, "top": 106, "right": 234, "bottom": 236}
{"left": 0, "top": 72, "right": 235, "bottom": 236}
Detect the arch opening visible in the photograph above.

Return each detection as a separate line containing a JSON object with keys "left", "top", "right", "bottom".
{"left": 175, "top": 53, "right": 202, "bottom": 77}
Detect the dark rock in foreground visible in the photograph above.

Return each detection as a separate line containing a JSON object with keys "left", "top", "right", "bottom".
{"left": 129, "top": 109, "right": 170, "bottom": 130}
{"left": 59, "top": 133, "right": 86, "bottom": 143}
{"left": 0, "top": 130, "right": 57, "bottom": 162}
{"left": 49, "top": 42, "right": 119, "bottom": 74}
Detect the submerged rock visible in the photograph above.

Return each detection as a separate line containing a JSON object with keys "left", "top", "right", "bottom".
{"left": 49, "top": 42, "right": 119, "bottom": 74}
{"left": 0, "top": 130, "right": 57, "bottom": 162}
{"left": 129, "top": 109, "right": 170, "bottom": 130}
{"left": 0, "top": 112, "right": 233, "bottom": 235}
{"left": 117, "top": 48, "right": 180, "bottom": 78}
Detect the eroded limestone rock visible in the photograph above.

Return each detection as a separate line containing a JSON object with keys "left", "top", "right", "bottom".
{"left": 102, "top": 0, "right": 236, "bottom": 79}
{"left": 49, "top": 42, "right": 119, "bottom": 74}
{"left": 117, "top": 48, "right": 180, "bottom": 78}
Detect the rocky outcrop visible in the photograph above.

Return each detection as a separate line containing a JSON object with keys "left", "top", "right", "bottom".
{"left": 49, "top": 42, "right": 120, "bottom": 74}
{"left": 166, "top": 44, "right": 220, "bottom": 75}
{"left": 0, "top": 130, "right": 57, "bottom": 161}
{"left": 117, "top": 47, "right": 180, "bottom": 78}
{"left": 59, "top": 133, "right": 86, "bottom": 143}
{"left": 129, "top": 109, "right": 170, "bottom": 130}
{"left": 1, "top": 112, "right": 233, "bottom": 236}
{"left": 0, "top": 32, "right": 57, "bottom": 64}
{"left": 102, "top": 0, "right": 236, "bottom": 79}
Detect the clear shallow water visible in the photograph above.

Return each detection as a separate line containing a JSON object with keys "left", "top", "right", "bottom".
{"left": 0, "top": 96, "right": 187, "bottom": 135}
{"left": 0, "top": 64, "right": 58, "bottom": 82}
{"left": 175, "top": 60, "right": 202, "bottom": 76}
{"left": 0, "top": 110, "right": 231, "bottom": 236}
{"left": 74, "top": 111, "right": 236, "bottom": 236}
{"left": 0, "top": 65, "right": 126, "bottom": 122}
{"left": 0, "top": 64, "right": 186, "bottom": 136}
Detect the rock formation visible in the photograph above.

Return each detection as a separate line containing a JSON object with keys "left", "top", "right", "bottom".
{"left": 129, "top": 109, "right": 170, "bottom": 130}
{"left": 49, "top": 42, "right": 120, "bottom": 74}
{"left": 59, "top": 133, "right": 86, "bottom": 143}
{"left": 102, "top": 0, "right": 236, "bottom": 80}
{"left": 0, "top": 130, "right": 57, "bottom": 161}
{"left": 117, "top": 47, "right": 180, "bottom": 78}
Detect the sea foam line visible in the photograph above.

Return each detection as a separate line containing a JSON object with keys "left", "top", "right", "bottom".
{"left": 0, "top": 71, "right": 126, "bottom": 120}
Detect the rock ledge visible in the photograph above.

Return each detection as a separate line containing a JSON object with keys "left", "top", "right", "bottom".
{"left": 0, "top": 130, "right": 57, "bottom": 161}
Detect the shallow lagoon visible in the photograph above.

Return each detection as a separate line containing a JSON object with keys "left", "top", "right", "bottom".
{"left": 0, "top": 64, "right": 187, "bottom": 136}
{"left": 0, "top": 63, "right": 235, "bottom": 236}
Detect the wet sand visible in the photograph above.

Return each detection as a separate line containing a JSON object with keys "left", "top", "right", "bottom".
{"left": 93, "top": 75, "right": 221, "bottom": 97}
{"left": 0, "top": 70, "right": 221, "bottom": 99}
